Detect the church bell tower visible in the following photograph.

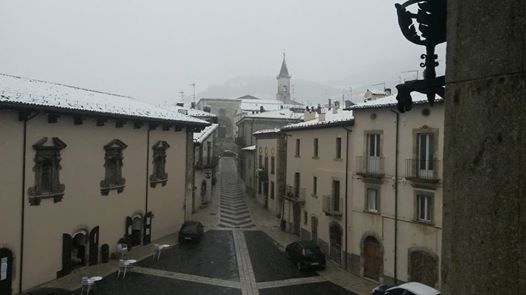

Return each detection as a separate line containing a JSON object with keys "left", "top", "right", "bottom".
{"left": 276, "top": 54, "right": 291, "bottom": 102}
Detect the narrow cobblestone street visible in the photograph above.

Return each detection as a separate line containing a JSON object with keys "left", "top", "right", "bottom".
{"left": 38, "top": 157, "right": 374, "bottom": 295}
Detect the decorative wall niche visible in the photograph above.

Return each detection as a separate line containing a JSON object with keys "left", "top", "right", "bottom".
{"left": 100, "top": 139, "right": 127, "bottom": 195}
{"left": 150, "top": 141, "right": 170, "bottom": 188}
{"left": 28, "top": 137, "right": 67, "bottom": 205}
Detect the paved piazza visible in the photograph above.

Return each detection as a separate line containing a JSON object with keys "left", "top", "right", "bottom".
{"left": 59, "top": 158, "right": 358, "bottom": 295}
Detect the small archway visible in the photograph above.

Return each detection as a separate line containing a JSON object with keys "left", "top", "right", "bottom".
{"left": 329, "top": 222, "right": 343, "bottom": 264}
{"left": 71, "top": 229, "right": 88, "bottom": 268}
{"left": 131, "top": 215, "right": 143, "bottom": 246}
{"left": 408, "top": 248, "right": 438, "bottom": 288}
{"left": 0, "top": 248, "right": 14, "bottom": 295}
{"left": 361, "top": 234, "right": 383, "bottom": 281}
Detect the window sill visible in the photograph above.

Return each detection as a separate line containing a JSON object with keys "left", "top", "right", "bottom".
{"left": 364, "top": 209, "right": 380, "bottom": 215}
{"left": 415, "top": 219, "right": 434, "bottom": 225}
{"left": 28, "top": 190, "right": 65, "bottom": 205}
{"left": 101, "top": 184, "right": 125, "bottom": 196}
{"left": 150, "top": 178, "right": 168, "bottom": 188}
{"left": 294, "top": 155, "right": 301, "bottom": 158}
{"left": 334, "top": 158, "right": 343, "bottom": 162}
{"left": 311, "top": 194, "right": 318, "bottom": 199}
{"left": 312, "top": 156, "right": 319, "bottom": 160}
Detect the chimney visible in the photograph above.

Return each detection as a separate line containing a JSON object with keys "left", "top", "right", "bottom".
{"left": 260, "top": 106, "right": 265, "bottom": 113}
{"left": 303, "top": 108, "right": 315, "bottom": 121}
{"left": 316, "top": 104, "right": 322, "bottom": 114}
{"left": 190, "top": 102, "right": 196, "bottom": 109}
{"left": 176, "top": 102, "right": 184, "bottom": 107}
{"left": 319, "top": 111, "right": 326, "bottom": 122}
{"left": 328, "top": 99, "right": 332, "bottom": 110}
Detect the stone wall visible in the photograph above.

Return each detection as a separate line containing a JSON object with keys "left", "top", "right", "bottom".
{"left": 442, "top": 0, "right": 525, "bottom": 293}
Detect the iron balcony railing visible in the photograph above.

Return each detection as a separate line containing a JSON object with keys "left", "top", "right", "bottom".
{"left": 322, "top": 195, "right": 343, "bottom": 216}
{"left": 284, "top": 185, "right": 305, "bottom": 203}
{"left": 356, "top": 156, "right": 385, "bottom": 177}
{"left": 405, "top": 158, "right": 440, "bottom": 180}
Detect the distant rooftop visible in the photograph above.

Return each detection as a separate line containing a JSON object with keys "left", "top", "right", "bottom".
{"left": 282, "top": 108, "right": 354, "bottom": 131}
{"left": 242, "top": 108, "right": 303, "bottom": 120}
{"left": 193, "top": 124, "right": 218, "bottom": 143}
{"left": 253, "top": 128, "right": 281, "bottom": 136}
{"left": 0, "top": 73, "right": 208, "bottom": 126}
{"left": 350, "top": 92, "right": 443, "bottom": 110}
{"left": 162, "top": 104, "right": 216, "bottom": 118}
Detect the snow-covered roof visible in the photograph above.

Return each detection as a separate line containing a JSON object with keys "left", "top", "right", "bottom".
{"left": 161, "top": 104, "right": 216, "bottom": 118}
{"left": 193, "top": 124, "right": 218, "bottom": 143}
{"left": 350, "top": 92, "right": 443, "bottom": 110}
{"left": 253, "top": 128, "right": 281, "bottom": 136}
{"left": 365, "top": 88, "right": 387, "bottom": 95}
{"left": 242, "top": 108, "right": 303, "bottom": 120}
{"left": 282, "top": 109, "right": 354, "bottom": 131}
{"left": 240, "top": 145, "right": 256, "bottom": 151}
{"left": 0, "top": 73, "right": 208, "bottom": 126}
{"left": 387, "top": 282, "right": 440, "bottom": 295}
{"left": 240, "top": 99, "right": 301, "bottom": 112}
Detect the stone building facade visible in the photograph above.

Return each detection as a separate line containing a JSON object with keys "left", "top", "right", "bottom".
{"left": 254, "top": 129, "right": 287, "bottom": 217}
{"left": 348, "top": 94, "right": 444, "bottom": 288}
{"left": 280, "top": 108, "right": 354, "bottom": 266}
{"left": 0, "top": 74, "right": 207, "bottom": 293}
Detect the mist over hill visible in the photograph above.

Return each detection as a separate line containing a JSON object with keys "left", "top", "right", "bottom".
{"left": 196, "top": 76, "right": 356, "bottom": 106}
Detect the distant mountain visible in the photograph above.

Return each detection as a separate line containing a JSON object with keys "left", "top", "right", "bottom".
{"left": 196, "top": 76, "right": 356, "bottom": 106}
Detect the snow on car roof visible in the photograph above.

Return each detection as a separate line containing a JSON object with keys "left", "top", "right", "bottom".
{"left": 387, "top": 282, "right": 440, "bottom": 295}
{"left": 0, "top": 73, "right": 208, "bottom": 126}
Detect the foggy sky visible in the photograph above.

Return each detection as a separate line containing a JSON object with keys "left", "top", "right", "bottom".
{"left": 0, "top": 0, "right": 445, "bottom": 104}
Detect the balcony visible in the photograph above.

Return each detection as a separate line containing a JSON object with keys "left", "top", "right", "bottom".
{"left": 283, "top": 185, "right": 305, "bottom": 204}
{"left": 323, "top": 195, "right": 343, "bottom": 217}
{"left": 356, "top": 156, "right": 384, "bottom": 180}
{"left": 405, "top": 159, "right": 440, "bottom": 187}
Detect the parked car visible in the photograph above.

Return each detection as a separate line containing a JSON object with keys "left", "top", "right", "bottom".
{"left": 178, "top": 221, "right": 204, "bottom": 243}
{"left": 285, "top": 240, "right": 326, "bottom": 270}
{"left": 372, "top": 282, "right": 440, "bottom": 295}
{"left": 24, "top": 288, "right": 70, "bottom": 295}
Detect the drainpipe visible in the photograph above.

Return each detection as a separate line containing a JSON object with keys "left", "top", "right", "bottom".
{"left": 390, "top": 109, "right": 400, "bottom": 284}
{"left": 342, "top": 126, "right": 352, "bottom": 270}
{"left": 19, "top": 111, "right": 38, "bottom": 293}
{"left": 145, "top": 127, "right": 151, "bottom": 216}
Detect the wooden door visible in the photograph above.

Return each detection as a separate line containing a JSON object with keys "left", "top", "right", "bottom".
{"left": 363, "top": 236, "right": 381, "bottom": 280}
{"left": 329, "top": 224, "right": 342, "bottom": 264}
{"left": 143, "top": 212, "right": 153, "bottom": 245}
{"left": 89, "top": 226, "right": 99, "bottom": 266}
{"left": 0, "top": 248, "right": 13, "bottom": 295}
{"left": 292, "top": 203, "right": 301, "bottom": 235}
{"left": 125, "top": 216, "right": 133, "bottom": 249}
{"left": 311, "top": 217, "right": 318, "bottom": 243}
{"left": 58, "top": 234, "right": 72, "bottom": 278}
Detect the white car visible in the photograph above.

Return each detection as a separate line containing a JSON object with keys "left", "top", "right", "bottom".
{"left": 372, "top": 282, "right": 440, "bottom": 295}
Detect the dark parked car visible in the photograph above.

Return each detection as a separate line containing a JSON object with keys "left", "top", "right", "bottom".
{"left": 285, "top": 240, "right": 326, "bottom": 270}
{"left": 23, "top": 288, "right": 71, "bottom": 295}
{"left": 372, "top": 282, "right": 440, "bottom": 295}
{"left": 178, "top": 221, "right": 204, "bottom": 243}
